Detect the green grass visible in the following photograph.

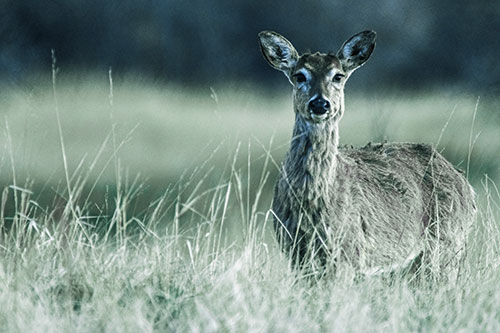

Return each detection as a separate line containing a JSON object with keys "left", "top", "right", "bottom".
{"left": 1, "top": 74, "right": 500, "bottom": 331}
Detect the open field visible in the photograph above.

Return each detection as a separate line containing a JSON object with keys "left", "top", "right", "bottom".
{"left": 1, "top": 75, "right": 500, "bottom": 331}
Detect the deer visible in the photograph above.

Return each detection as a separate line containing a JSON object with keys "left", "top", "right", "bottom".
{"left": 258, "top": 30, "right": 476, "bottom": 280}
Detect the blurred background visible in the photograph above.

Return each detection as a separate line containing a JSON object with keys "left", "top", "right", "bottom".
{"left": 0, "top": 0, "right": 499, "bottom": 220}
{"left": 2, "top": 0, "right": 500, "bottom": 93}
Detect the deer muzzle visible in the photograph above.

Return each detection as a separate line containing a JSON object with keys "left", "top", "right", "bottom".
{"left": 309, "top": 97, "right": 331, "bottom": 121}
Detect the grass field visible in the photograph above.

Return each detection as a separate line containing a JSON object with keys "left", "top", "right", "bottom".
{"left": 1, "top": 74, "right": 500, "bottom": 331}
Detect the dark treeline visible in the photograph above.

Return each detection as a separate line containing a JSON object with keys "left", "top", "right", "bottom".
{"left": 1, "top": 0, "right": 499, "bottom": 92}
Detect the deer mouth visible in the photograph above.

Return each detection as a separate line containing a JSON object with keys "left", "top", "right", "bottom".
{"left": 309, "top": 110, "right": 330, "bottom": 123}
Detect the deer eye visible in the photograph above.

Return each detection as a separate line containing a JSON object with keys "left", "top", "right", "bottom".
{"left": 293, "top": 73, "right": 307, "bottom": 83}
{"left": 332, "top": 73, "right": 345, "bottom": 83}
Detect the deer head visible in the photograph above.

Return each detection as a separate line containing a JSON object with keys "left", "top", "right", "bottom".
{"left": 258, "top": 30, "right": 376, "bottom": 124}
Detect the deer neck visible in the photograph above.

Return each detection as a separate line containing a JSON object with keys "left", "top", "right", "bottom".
{"left": 284, "top": 112, "right": 340, "bottom": 207}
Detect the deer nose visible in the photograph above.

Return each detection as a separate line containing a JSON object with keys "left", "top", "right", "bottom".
{"left": 309, "top": 98, "right": 330, "bottom": 115}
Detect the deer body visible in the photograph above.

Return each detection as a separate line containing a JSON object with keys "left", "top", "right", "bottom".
{"left": 259, "top": 30, "right": 476, "bottom": 277}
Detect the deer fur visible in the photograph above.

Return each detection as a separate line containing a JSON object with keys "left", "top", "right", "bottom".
{"left": 258, "top": 30, "right": 476, "bottom": 279}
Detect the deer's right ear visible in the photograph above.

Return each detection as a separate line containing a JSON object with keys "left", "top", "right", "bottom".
{"left": 337, "top": 30, "right": 376, "bottom": 73}
{"left": 258, "top": 31, "right": 298, "bottom": 77}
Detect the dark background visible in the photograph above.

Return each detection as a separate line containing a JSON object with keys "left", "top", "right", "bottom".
{"left": 1, "top": 0, "right": 500, "bottom": 93}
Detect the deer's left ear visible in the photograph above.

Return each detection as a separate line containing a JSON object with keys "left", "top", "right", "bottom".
{"left": 337, "top": 30, "right": 376, "bottom": 73}
{"left": 258, "top": 31, "right": 298, "bottom": 78}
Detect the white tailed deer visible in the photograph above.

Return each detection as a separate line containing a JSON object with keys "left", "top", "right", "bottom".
{"left": 259, "top": 30, "right": 476, "bottom": 279}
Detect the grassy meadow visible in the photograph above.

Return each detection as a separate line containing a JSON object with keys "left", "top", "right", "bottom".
{"left": 1, "top": 73, "right": 500, "bottom": 331}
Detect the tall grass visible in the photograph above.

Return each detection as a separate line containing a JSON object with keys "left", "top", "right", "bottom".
{"left": 0, "top": 73, "right": 500, "bottom": 331}
{"left": 2, "top": 144, "right": 500, "bottom": 331}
